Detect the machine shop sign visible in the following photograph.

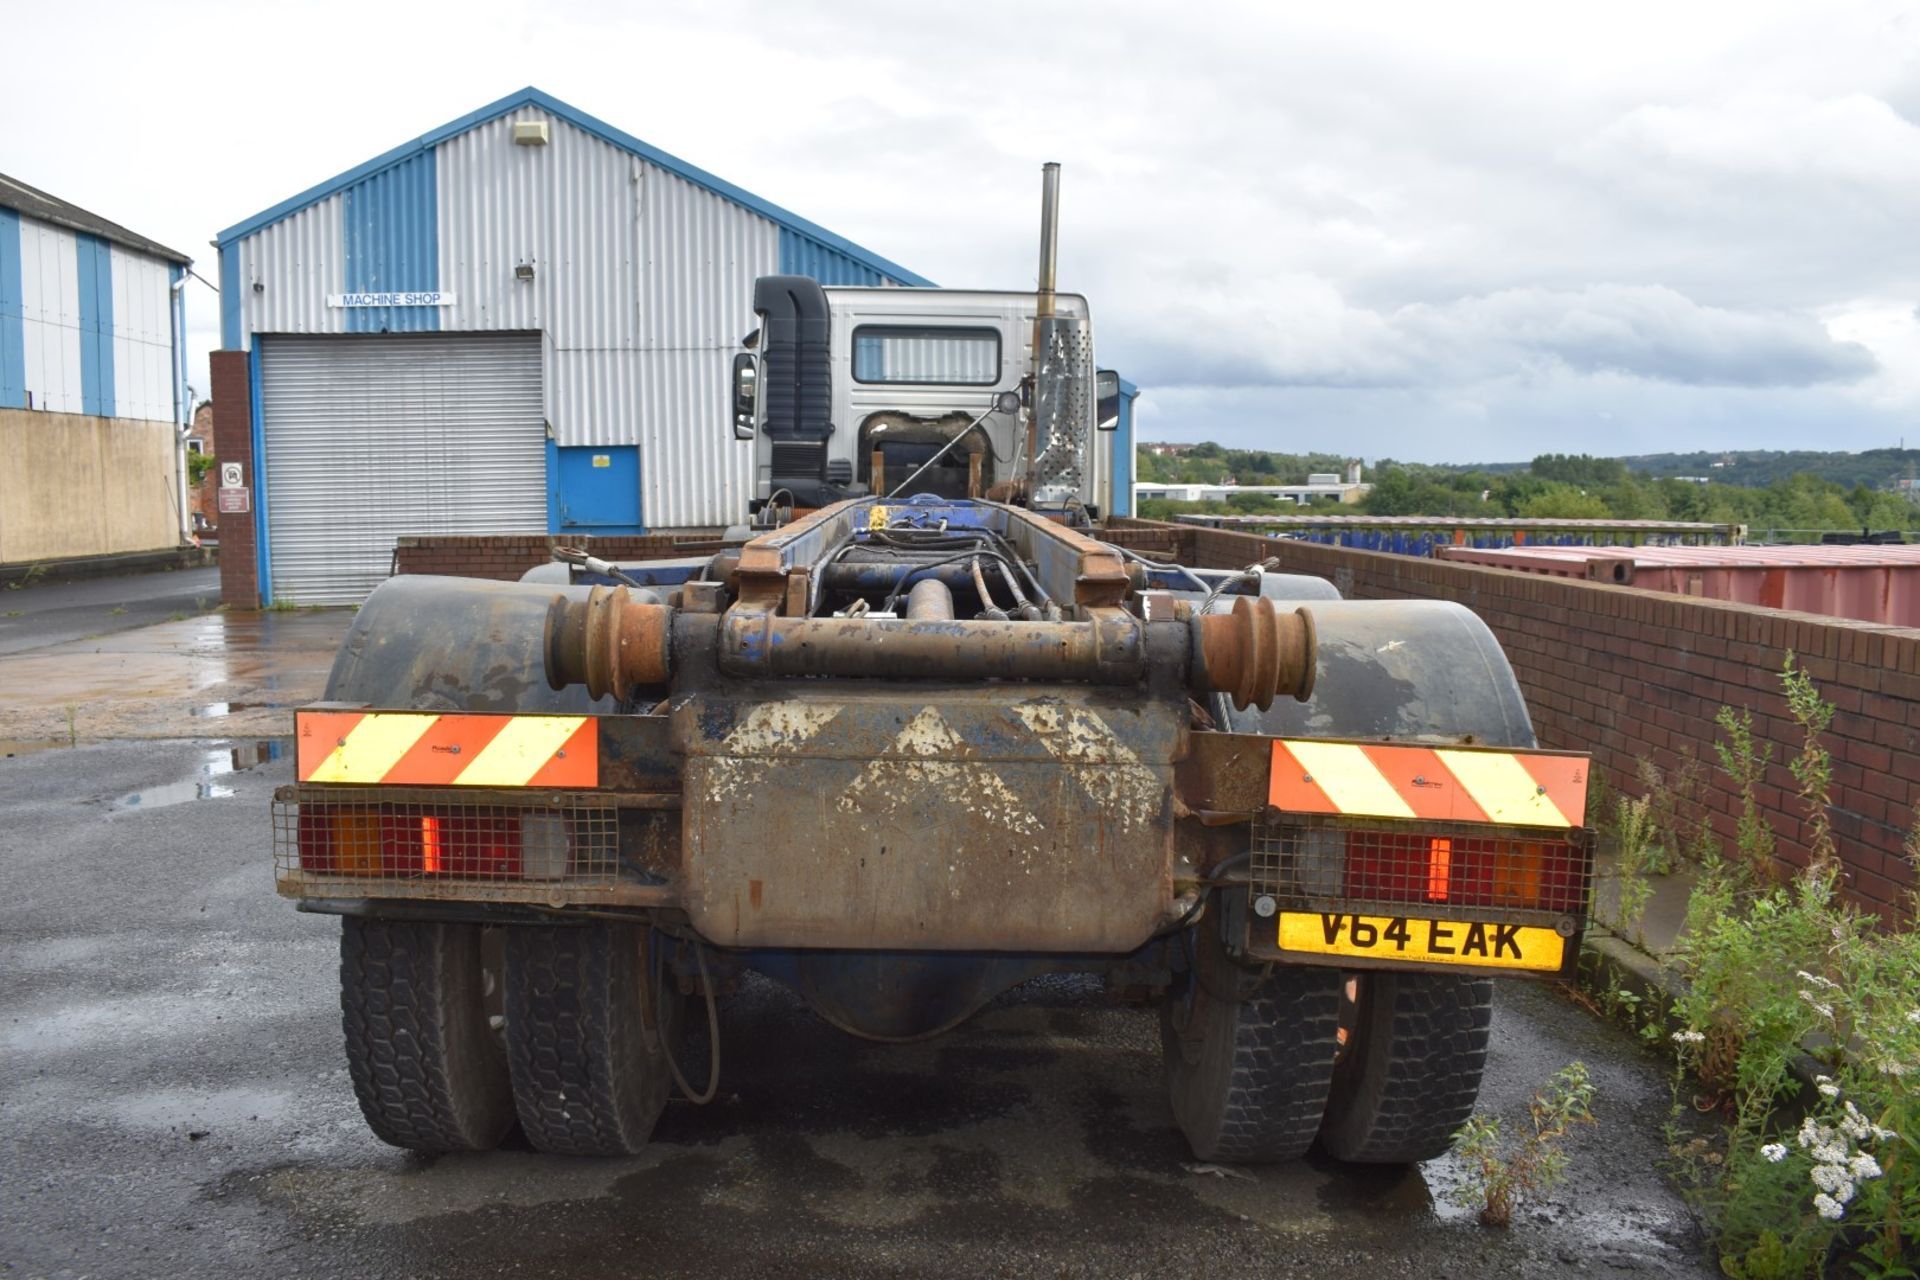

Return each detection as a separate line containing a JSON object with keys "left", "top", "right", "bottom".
{"left": 325, "top": 292, "right": 457, "bottom": 308}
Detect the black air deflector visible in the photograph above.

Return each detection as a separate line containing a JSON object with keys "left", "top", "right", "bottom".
{"left": 753, "top": 276, "right": 839, "bottom": 503}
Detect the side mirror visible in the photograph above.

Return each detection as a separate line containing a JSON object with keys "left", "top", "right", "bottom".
{"left": 732, "top": 352, "right": 758, "bottom": 440}
{"left": 1095, "top": 369, "right": 1121, "bottom": 432}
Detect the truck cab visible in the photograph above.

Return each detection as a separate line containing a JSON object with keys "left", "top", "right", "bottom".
{"left": 733, "top": 277, "right": 1121, "bottom": 520}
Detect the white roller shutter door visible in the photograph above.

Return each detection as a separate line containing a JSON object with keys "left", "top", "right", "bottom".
{"left": 260, "top": 333, "right": 546, "bottom": 604}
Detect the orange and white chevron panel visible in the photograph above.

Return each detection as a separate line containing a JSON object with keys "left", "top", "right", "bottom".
{"left": 1268, "top": 739, "right": 1587, "bottom": 828}
{"left": 295, "top": 710, "right": 598, "bottom": 788}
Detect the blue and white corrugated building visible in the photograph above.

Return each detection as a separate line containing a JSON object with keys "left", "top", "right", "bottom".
{"left": 216, "top": 87, "right": 932, "bottom": 604}
{"left": 0, "top": 173, "right": 193, "bottom": 562}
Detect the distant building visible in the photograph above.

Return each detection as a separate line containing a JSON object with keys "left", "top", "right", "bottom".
{"left": 212, "top": 87, "right": 934, "bottom": 606}
{"left": 1134, "top": 479, "right": 1370, "bottom": 506}
{"left": 0, "top": 172, "right": 193, "bottom": 567}
{"left": 1141, "top": 442, "right": 1199, "bottom": 457}
{"left": 186, "top": 401, "right": 215, "bottom": 536}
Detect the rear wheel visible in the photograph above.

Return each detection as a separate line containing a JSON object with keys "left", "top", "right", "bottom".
{"left": 503, "top": 924, "right": 684, "bottom": 1156}
{"left": 1160, "top": 925, "right": 1345, "bottom": 1163}
{"left": 339, "top": 918, "right": 515, "bottom": 1153}
{"left": 1316, "top": 972, "right": 1493, "bottom": 1164}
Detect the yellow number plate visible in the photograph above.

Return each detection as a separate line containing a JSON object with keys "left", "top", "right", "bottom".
{"left": 1277, "top": 911, "right": 1566, "bottom": 972}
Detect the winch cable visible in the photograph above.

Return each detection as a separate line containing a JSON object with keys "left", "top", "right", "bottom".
{"left": 1115, "top": 545, "right": 1211, "bottom": 592}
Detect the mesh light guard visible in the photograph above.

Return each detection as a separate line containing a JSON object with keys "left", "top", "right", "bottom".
{"left": 1250, "top": 813, "right": 1591, "bottom": 927}
{"left": 274, "top": 784, "right": 624, "bottom": 902}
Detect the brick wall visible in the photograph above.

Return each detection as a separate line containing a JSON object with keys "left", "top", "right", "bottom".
{"left": 209, "top": 351, "right": 256, "bottom": 609}
{"left": 393, "top": 533, "right": 729, "bottom": 582}
{"left": 1114, "top": 520, "right": 1920, "bottom": 920}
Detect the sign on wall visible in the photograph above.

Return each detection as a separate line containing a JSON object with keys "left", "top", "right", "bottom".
{"left": 218, "top": 488, "right": 251, "bottom": 515}
{"left": 325, "top": 293, "right": 457, "bottom": 308}
{"left": 220, "top": 462, "right": 243, "bottom": 488}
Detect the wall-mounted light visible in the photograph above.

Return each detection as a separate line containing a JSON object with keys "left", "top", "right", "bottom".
{"left": 515, "top": 262, "right": 536, "bottom": 282}
{"left": 512, "top": 120, "right": 550, "bottom": 146}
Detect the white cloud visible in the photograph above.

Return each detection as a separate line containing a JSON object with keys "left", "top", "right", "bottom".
{"left": 4, "top": 0, "right": 1916, "bottom": 457}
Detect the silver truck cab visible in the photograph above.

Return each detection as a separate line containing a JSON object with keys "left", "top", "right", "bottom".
{"left": 732, "top": 277, "right": 1117, "bottom": 519}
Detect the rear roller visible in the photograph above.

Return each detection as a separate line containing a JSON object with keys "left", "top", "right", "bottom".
{"left": 339, "top": 918, "right": 515, "bottom": 1153}
{"left": 1161, "top": 918, "right": 1345, "bottom": 1163}
{"left": 1316, "top": 972, "right": 1493, "bottom": 1164}
{"left": 503, "top": 924, "right": 685, "bottom": 1156}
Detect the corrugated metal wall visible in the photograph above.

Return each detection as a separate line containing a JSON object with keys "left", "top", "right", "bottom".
{"left": 109, "top": 246, "right": 173, "bottom": 421}
{"left": 0, "top": 212, "right": 175, "bottom": 422}
{"left": 239, "top": 197, "right": 345, "bottom": 337}
{"left": 779, "top": 228, "right": 886, "bottom": 287}
{"left": 227, "top": 98, "right": 919, "bottom": 532}
{"left": 17, "top": 218, "right": 82, "bottom": 414}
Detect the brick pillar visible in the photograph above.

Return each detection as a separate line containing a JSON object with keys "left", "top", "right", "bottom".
{"left": 209, "top": 350, "right": 258, "bottom": 609}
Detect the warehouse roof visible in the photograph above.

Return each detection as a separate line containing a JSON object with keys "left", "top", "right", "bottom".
{"left": 0, "top": 171, "right": 191, "bottom": 265}
{"left": 214, "top": 86, "right": 932, "bottom": 286}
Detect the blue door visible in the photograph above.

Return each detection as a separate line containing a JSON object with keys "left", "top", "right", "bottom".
{"left": 553, "top": 445, "right": 644, "bottom": 533}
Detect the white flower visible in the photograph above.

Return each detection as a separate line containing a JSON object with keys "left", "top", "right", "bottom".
{"left": 1798, "top": 1117, "right": 1830, "bottom": 1148}
{"left": 1761, "top": 1143, "right": 1788, "bottom": 1163}
{"left": 1671, "top": 1029, "right": 1705, "bottom": 1046}
{"left": 1797, "top": 970, "right": 1840, "bottom": 990}
{"left": 1816, "top": 1077, "right": 1841, "bottom": 1099}
{"left": 1799, "top": 991, "right": 1836, "bottom": 1019}
{"left": 1905, "top": 1009, "right": 1919, "bottom": 1026}
{"left": 1811, "top": 1164, "right": 1849, "bottom": 1193}
{"left": 1811, "top": 1142, "right": 1848, "bottom": 1165}
{"left": 1839, "top": 1105, "right": 1870, "bottom": 1141}
{"left": 1870, "top": 1123, "right": 1898, "bottom": 1142}
{"left": 1849, "top": 1153, "right": 1883, "bottom": 1180}
{"left": 1814, "top": 1193, "right": 1846, "bottom": 1221}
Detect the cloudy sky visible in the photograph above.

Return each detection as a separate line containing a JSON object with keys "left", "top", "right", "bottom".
{"left": 7, "top": 0, "right": 1918, "bottom": 462}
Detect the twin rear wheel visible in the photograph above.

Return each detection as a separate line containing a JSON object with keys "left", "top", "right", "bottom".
{"left": 1161, "top": 924, "right": 1492, "bottom": 1165}
{"left": 338, "top": 915, "right": 1489, "bottom": 1165}
{"left": 339, "top": 918, "right": 685, "bottom": 1156}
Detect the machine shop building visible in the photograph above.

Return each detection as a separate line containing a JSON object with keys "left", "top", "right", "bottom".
{"left": 211, "top": 87, "right": 931, "bottom": 606}
{"left": 1, "top": 173, "right": 192, "bottom": 567}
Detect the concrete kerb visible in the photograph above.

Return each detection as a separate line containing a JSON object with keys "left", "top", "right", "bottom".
{"left": 0, "top": 545, "right": 216, "bottom": 588}
{"left": 1575, "top": 903, "right": 1829, "bottom": 1098}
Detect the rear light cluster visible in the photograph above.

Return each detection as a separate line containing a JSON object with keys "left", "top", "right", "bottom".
{"left": 276, "top": 790, "right": 621, "bottom": 888}
{"left": 297, "top": 808, "right": 567, "bottom": 879}
{"left": 1253, "top": 821, "right": 1588, "bottom": 916}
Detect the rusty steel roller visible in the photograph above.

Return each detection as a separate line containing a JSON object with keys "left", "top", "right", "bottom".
{"left": 544, "top": 585, "right": 674, "bottom": 702}
{"left": 1191, "top": 595, "right": 1318, "bottom": 711}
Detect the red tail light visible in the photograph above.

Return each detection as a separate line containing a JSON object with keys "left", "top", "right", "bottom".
{"left": 1344, "top": 830, "right": 1583, "bottom": 913}
{"left": 298, "top": 807, "right": 522, "bottom": 879}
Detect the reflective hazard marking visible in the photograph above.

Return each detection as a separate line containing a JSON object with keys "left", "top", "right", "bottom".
{"left": 1268, "top": 739, "right": 1586, "bottom": 828}
{"left": 296, "top": 711, "right": 597, "bottom": 787}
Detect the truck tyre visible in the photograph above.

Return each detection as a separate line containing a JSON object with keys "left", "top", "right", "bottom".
{"left": 1160, "top": 925, "right": 1345, "bottom": 1163}
{"left": 503, "top": 924, "right": 683, "bottom": 1156}
{"left": 1316, "top": 972, "right": 1493, "bottom": 1164}
{"left": 339, "top": 918, "right": 515, "bottom": 1153}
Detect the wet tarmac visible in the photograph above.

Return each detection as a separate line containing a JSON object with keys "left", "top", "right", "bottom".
{"left": 0, "top": 608, "right": 345, "bottom": 747}
{"left": 0, "top": 739, "right": 1719, "bottom": 1279}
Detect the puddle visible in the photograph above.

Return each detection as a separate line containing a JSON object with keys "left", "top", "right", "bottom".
{"left": 114, "top": 739, "right": 288, "bottom": 810}
{"left": 189, "top": 701, "right": 262, "bottom": 718}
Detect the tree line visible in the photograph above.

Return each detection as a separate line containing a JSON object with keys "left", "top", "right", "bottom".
{"left": 1136, "top": 447, "right": 1920, "bottom": 537}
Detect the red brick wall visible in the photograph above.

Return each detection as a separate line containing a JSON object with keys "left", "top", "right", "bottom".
{"left": 1114, "top": 520, "right": 1920, "bottom": 920}
{"left": 209, "top": 351, "right": 256, "bottom": 609}
{"left": 393, "top": 534, "right": 729, "bottom": 581}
